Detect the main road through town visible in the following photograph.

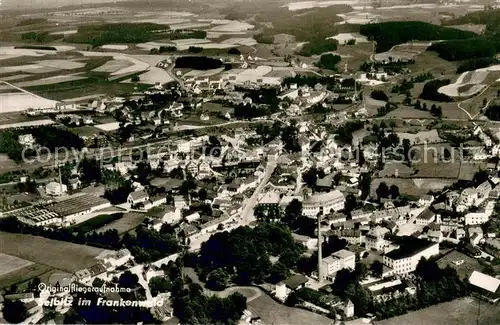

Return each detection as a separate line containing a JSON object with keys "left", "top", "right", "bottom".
{"left": 188, "top": 158, "right": 277, "bottom": 252}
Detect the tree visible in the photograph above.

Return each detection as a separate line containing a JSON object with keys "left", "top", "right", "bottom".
{"left": 371, "top": 260, "right": 383, "bottom": 278}
{"left": 206, "top": 268, "right": 230, "bottom": 291}
{"left": 402, "top": 138, "right": 411, "bottom": 163}
{"left": 390, "top": 185, "right": 400, "bottom": 199}
{"left": 388, "top": 133, "right": 400, "bottom": 147}
{"left": 119, "top": 270, "right": 139, "bottom": 289}
{"left": 376, "top": 182, "right": 390, "bottom": 199}
{"left": 268, "top": 261, "right": 290, "bottom": 284}
{"left": 131, "top": 75, "right": 140, "bottom": 82}
{"left": 2, "top": 300, "right": 28, "bottom": 324}
{"left": 345, "top": 194, "right": 357, "bottom": 213}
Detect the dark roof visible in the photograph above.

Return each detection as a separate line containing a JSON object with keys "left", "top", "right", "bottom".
{"left": 416, "top": 208, "right": 434, "bottom": 220}
{"left": 283, "top": 274, "right": 308, "bottom": 290}
{"left": 385, "top": 237, "right": 436, "bottom": 260}
{"left": 88, "top": 263, "right": 107, "bottom": 276}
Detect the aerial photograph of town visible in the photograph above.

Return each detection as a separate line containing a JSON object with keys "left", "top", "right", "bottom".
{"left": 0, "top": 0, "right": 500, "bottom": 324}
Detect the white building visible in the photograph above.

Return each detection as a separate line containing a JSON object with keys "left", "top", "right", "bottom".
{"left": 465, "top": 212, "right": 490, "bottom": 225}
{"left": 302, "top": 190, "right": 345, "bottom": 217}
{"left": 46, "top": 182, "right": 67, "bottom": 196}
{"left": 321, "top": 249, "right": 356, "bottom": 278}
{"left": 365, "top": 226, "right": 390, "bottom": 251}
{"left": 382, "top": 239, "right": 439, "bottom": 275}
{"left": 127, "top": 190, "right": 149, "bottom": 206}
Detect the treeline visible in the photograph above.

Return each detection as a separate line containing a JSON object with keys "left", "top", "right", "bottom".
{"left": 456, "top": 57, "right": 499, "bottom": 73}
{"left": 359, "top": 21, "right": 477, "bottom": 52}
{"left": 0, "top": 217, "right": 180, "bottom": 263}
{"left": 16, "top": 18, "right": 47, "bottom": 26}
{"left": 442, "top": 8, "right": 500, "bottom": 36}
{"left": 427, "top": 37, "right": 500, "bottom": 61}
{"left": 254, "top": 33, "right": 274, "bottom": 44}
{"left": 316, "top": 53, "right": 341, "bottom": 70}
{"left": 66, "top": 23, "right": 171, "bottom": 46}
{"left": 150, "top": 46, "right": 177, "bottom": 54}
{"left": 14, "top": 45, "right": 56, "bottom": 51}
{"left": 21, "top": 31, "right": 58, "bottom": 43}
{"left": 174, "top": 56, "right": 223, "bottom": 70}
{"left": 168, "top": 29, "right": 206, "bottom": 40}
{"left": 0, "top": 126, "right": 84, "bottom": 162}
{"left": 419, "top": 79, "right": 452, "bottom": 102}
{"left": 297, "top": 39, "right": 338, "bottom": 57}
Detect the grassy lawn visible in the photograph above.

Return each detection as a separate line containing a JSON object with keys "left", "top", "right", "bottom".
{"left": 247, "top": 290, "right": 332, "bottom": 325}
{"left": 70, "top": 213, "right": 123, "bottom": 234}
{"left": 0, "top": 232, "right": 105, "bottom": 273}
{"left": 96, "top": 212, "right": 147, "bottom": 235}
{"left": 436, "top": 250, "right": 483, "bottom": 280}
{"left": 375, "top": 297, "right": 500, "bottom": 325}
{"left": 0, "top": 263, "right": 54, "bottom": 290}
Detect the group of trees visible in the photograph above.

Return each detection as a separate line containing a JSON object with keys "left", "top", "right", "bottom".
{"left": 377, "top": 102, "right": 398, "bottom": 117}
{"left": 0, "top": 126, "right": 85, "bottom": 162}
{"left": 485, "top": 103, "right": 500, "bottom": 121}
{"left": 297, "top": 39, "right": 338, "bottom": 57}
{"left": 66, "top": 23, "right": 172, "bottom": 47}
{"left": 456, "top": 57, "right": 499, "bottom": 73}
{"left": 374, "top": 258, "right": 469, "bottom": 319}
{"left": 360, "top": 21, "right": 477, "bottom": 53}
{"left": 316, "top": 53, "right": 342, "bottom": 70}
{"left": 150, "top": 46, "right": 177, "bottom": 54}
{"left": 21, "top": 31, "right": 56, "bottom": 43}
{"left": 254, "top": 33, "right": 274, "bottom": 44}
{"left": 376, "top": 182, "right": 400, "bottom": 199}
{"left": 371, "top": 90, "right": 389, "bottom": 102}
{"left": 335, "top": 120, "right": 365, "bottom": 144}
{"left": 420, "top": 79, "right": 453, "bottom": 102}
{"left": 428, "top": 37, "right": 500, "bottom": 61}
{"left": 173, "top": 281, "right": 247, "bottom": 325}
{"left": 412, "top": 100, "right": 443, "bottom": 117}
{"left": 196, "top": 223, "right": 305, "bottom": 286}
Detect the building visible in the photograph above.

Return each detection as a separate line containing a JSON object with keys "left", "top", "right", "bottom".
{"left": 321, "top": 249, "right": 356, "bottom": 279}
{"left": 465, "top": 212, "right": 490, "bottom": 225}
{"left": 46, "top": 182, "right": 67, "bottom": 196}
{"left": 468, "top": 271, "right": 500, "bottom": 303}
{"left": 44, "top": 194, "right": 111, "bottom": 226}
{"left": 366, "top": 226, "right": 390, "bottom": 251}
{"left": 382, "top": 238, "right": 439, "bottom": 275}
{"left": 18, "top": 134, "right": 35, "bottom": 148}
{"left": 127, "top": 190, "right": 150, "bottom": 206}
{"left": 344, "top": 299, "right": 355, "bottom": 318}
{"left": 415, "top": 208, "right": 435, "bottom": 225}
{"left": 275, "top": 274, "right": 310, "bottom": 301}
{"left": 302, "top": 190, "right": 345, "bottom": 217}
{"left": 96, "top": 249, "right": 132, "bottom": 269}
{"left": 14, "top": 207, "right": 61, "bottom": 227}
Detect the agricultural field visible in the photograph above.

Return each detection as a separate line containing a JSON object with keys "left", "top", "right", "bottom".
{"left": 0, "top": 231, "right": 106, "bottom": 273}
{"left": 375, "top": 297, "right": 500, "bottom": 325}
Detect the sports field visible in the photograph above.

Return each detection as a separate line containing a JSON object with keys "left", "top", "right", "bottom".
{"left": 0, "top": 232, "right": 105, "bottom": 272}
